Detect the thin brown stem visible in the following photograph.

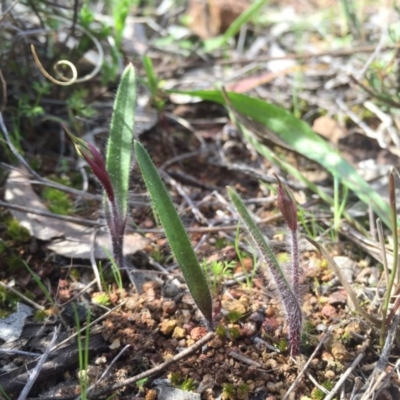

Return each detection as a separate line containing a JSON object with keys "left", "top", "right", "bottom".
{"left": 88, "top": 332, "right": 216, "bottom": 398}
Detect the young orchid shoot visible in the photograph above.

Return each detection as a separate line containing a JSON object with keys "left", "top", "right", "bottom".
{"left": 65, "top": 64, "right": 136, "bottom": 272}
{"left": 228, "top": 185, "right": 302, "bottom": 356}
{"left": 65, "top": 130, "right": 115, "bottom": 203}
{"left": 64, "top": 126, "right": 126, "bottom": 271}
{"left": 65, "top": 64, "right": 213, "bottom": 326}
{"left": 134, "top": 140, "right": 213, "bottom": 326}
{"left": 275, "top": 175, "right": 297, "bottom": 231}
{"left": 275, "top": 175, "right": 300, "bottom": 300}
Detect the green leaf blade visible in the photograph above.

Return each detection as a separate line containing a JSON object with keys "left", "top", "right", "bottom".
{"left": 106, "top": 63, "right": 136, "bottom": 218}
{"left": 226, "top": 92, "right": 391, "bottom": 227}
{"left": 227, "top": 187, "right": 292, "bottom": 291}
{"left": 142, "top": 55, "right": 158, "bottom": 97}
{"left": 169, "top": 88, "right": 391, "bottom": 228}
{"left": 134, "top": 140, "right": 213, "bottom": 326}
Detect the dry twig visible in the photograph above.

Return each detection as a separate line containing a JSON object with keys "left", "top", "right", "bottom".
{"left": 89, "top": 332, "right": 216, "bottom": 398}
{"left": 17, "top": 326, "right": 60, "bottom": 400}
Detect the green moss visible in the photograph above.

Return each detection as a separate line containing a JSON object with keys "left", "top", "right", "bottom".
{"left": 226, "top": 310, "right": 243, "bottom": 323}
{"left": 42, "top": 186, "right": 73, "bottom": 215}
{"left": 311, "top": 381, "right": 334, "bottom": 400}
{"left": 276, "top": 252, "right": 290, "bottom": 263}
{"left": 66, "top": 89, "right": 97, "bottom": 119}
{"left": 22, "top": 290, "right": 35, "bottom": 301}
{"left": 216, "top": 325, "right": 226, "bottom": 339}
{"left": 222, "top": 383, "right": 236, "bottom": 400}
{"left": 150, "top": 247, "right": 164, "bottom": 263}
{"left": 301, "top": 331, "right": 319, "bottom": 351}
{"left": 277, "top": 338, "right": 289, "bottom": 352}
{"left": 0, "top": 287, "right": 19, "bottom": 317}
{"left": 301, "top": 321, "right": 320, "bottom": 351}
{"left": 69, "top": 268, "right": 81, "bottom": 280}
{"left": 7, "top": 254, "right": 25, "bottom": 271}
{"left": 341, "top": 330, "right": 352, "bottom": 344}
{"left": 5, "top": 218, "right": 30, "bottom": 242}
{"left": 303, "top": 320, "right": 315, "bottom": 334}
{"left": 215, "top": 237, "right": 228, "bottom": 249}
{"left": 0, "top": 240, "right": 7, "bottom": 254}
{"left": 169, "top": 372, "right": 181, "bottom": 386}
{"left": 311, "top": 387, "right": 325, "bottom": 400}
{"left": 33, "top": 309, "right": 48, "bottom": 322}
{"left": 228, "top": 326, "right": 241, "bottom": 340}
{"left": 237, "top": 383, "right": 249, "bottom": 398}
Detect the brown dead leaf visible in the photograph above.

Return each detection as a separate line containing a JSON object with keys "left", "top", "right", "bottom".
{"left": 226, "top": 66, "right": 300, "bottom": 93}
{"left": 331, "top": 342, "right": 349, "bottom": 362}
{"left": 312, "top": 116, "right": 345, "bottom": 145}
{"left": 187, "top": 0, "right": 250, "bottom": 39}
{"left": 327, "top": 290, "right": 348, "bottom": 305}
{"left": 5, "top": 167, "right": 148, "bottom": 259}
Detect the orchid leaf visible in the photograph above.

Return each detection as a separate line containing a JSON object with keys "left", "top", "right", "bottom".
{"left": 227, "top": 186, "right": 302, "bottom": 355}
{"left": 227, "top": 187, "right": 294, "bottom": 297}
{"left": 169, "top": 89, "right": 391, "bottom": 228}
{"left": 106, "top": 63, "right": 136, "bottom": 218}
{"left": 134, "top": 140, "right": 213, "bottom": 326}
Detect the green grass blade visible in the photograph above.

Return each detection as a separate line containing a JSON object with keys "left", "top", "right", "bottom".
{"left": 106, "top": 63, "right": 136, "bottom": 218}
{"left": 169, "top": 89, "right": 391, "bottom": 228}
{"left": 113, "top": 0, "right": 130, "bottom": 48}
{"left": 134, "top": 140, "right": 213, "bottom": 325}
{"left": 23, "top": 262, "right": 55, "bottom": 306}
{"left": 203, "top": 0, "right": 269, "bottom": 52}
{"left": 142, "top": 55, "right": 158, "bottom": 98}
{"left": 0, "top": 385, "right": 11, "bottom": 400}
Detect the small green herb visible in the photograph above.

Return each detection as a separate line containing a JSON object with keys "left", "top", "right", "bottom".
{"left": 180, "top": 377, "right": 196, "bottom": 391}
{"left": 92, "top": 292, "right": 111, "bottom": 306}
{"left": 136, "top": 377, "right": 148, "bottom": 392}
{"left": 201, "top": 259, "right": 235, "bottom": 297}
{"left": 66, "top": 89, "right": 96, "bottom": 119}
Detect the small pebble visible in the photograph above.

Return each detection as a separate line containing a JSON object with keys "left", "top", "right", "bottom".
{"left": 325, "top": 370, "right": 336, "bottom": 379}
{"left": 172, "top": 326, "right": 186, "bottom": 339}
{"left": 159, "top": 319, "right": 177, "bottom": 335}
{"left": 190, "top": 326, "right": 207, "bottom": 340}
